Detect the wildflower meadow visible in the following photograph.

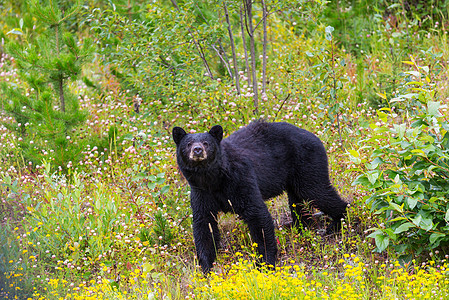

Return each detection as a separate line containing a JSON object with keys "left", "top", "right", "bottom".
{"left": 1, "top": 0, "right": 449, "bottom": 299}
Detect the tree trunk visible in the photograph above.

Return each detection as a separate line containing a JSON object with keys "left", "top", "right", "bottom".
{"left": 244, "top": 0, "right": 259, "bottom": 114}
{"left": 240, "top": 6, "right": 251, "bottom": 89}
{"left": 59, "top": 75, "right": 65, "bottom": 112}
{"left": 224, "top": 1, "right": 240, "bottom": 94}
{"left": 55, "top": 23, "right": 65, "bottom": 112}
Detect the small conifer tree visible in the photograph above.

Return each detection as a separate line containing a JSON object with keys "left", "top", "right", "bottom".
{"left": 1, "top": 0, "right": 94, "bottom": 168}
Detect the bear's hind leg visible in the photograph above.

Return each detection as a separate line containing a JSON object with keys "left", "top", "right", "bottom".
{"left": 321, "top": 187, "right": 348, "bottom": 234}
{"left": 301, "top": 185, "right": 347, "bottom": 234}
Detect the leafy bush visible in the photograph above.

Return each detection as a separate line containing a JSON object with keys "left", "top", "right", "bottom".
{"left": 352, "top": 55, "right": 449, "bottom": 258}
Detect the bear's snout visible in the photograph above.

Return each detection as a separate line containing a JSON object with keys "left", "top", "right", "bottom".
{"left": 189, "top": 143, "right": 207, "bottom": 161}
{"left": 193, "top": 145, "right": 203, "bottom": 155}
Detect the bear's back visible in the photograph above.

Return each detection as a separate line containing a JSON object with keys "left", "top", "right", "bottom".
{"left": 221, "top": 121, "right": 326, "bottom": 199}
{"left": 223, "top": 121, "right": 320, "bottom": 152}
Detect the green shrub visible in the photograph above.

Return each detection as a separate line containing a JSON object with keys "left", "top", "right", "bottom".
{"left": 352, "top": 55, "right": 449, "bottom": 259}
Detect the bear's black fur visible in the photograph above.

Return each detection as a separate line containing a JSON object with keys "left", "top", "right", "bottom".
{"left": 172, "top": 121, "right": 347, "bottom": 273}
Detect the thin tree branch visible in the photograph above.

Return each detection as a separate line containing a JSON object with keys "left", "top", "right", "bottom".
{"left": 211, "top": 43, "right": 233, "bottom": 79}
{"left": 261, "top": 0, "right": 268, "bottom": 96}
{"left": 274, "top": 93, "right": 290, "bottom": 120}
{"left": 217, "top": 38, "right": 232, "bottom": 77}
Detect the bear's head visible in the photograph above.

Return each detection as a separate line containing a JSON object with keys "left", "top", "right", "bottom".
{"left": 172, "top": 125, "right": 223, "bottom": 167}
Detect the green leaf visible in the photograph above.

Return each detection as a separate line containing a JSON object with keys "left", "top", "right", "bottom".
{"left": 377, "top": 110, "right": 388, "bottom": 123}
{"left": 368, "top": 158, "right": 384, "bottom": 169}
{"left": 325, "top": 26, "right": 334, "bottom": 41}
{"left": 367, "top": 171, "right": 380, "bottom": 185}
{"left": 405, "top": 81, "right": 424, "bottom": 86}
{"left": 384, "top": 228, "right": 397, "bottom": 240}
{"left": 7, "top": 28, "right": 23, "bottom": 35}
{"left": 376, "top": 92, "right": 387, "bottom": 100}
{"left": 352, "top": 175, "right": 370, "bottom": 186}
{"left": 412, "top": 214, "right": 422, "bottom": 227}
{"left": 389, "top": 216, "right": 407, "bottom": 222}
{"left": 393, "top": 123, "right": 406, "bottom": 138}
{"left": 348, "top": 149, "right": 360, "bottom": 158}
{"left": 375, "top": 234, "right": 389, "bottom": 252}
{"left": 405, "top": 71, "right": 421, "bottom": 78}
{"left": 142, "top": 262, "right": 155, "bottom": 273}
{"left": 393, "top": 174, "right": 402, "bottom": 184}
{"left": 109, "top": 279, "right": 119, "bottom": 290}
{"left": 421, "top": 135, "right": 435, "bottom": 143}
{"left": 429, "top": 232, "right": 445, "bottom": 244}
{"left": 161, "top": 185, "right": 170, "bottom": 194}
{"left": 407, "top": 197, "right": 418, "bottom": 209}
{"left": 95, "top": 198, "right": 101, "bottom": 210}
{"left": 420, "top": 218, "right": 433, "bottom": 231}
{"left": 367, "top": 230, "right": 389, "bottom": 252}
{"left": 389, "top": 202, "right": 404, "bottom": 213}
{"left": 394, "top": 222, "right": 414, "bottom": 234}
{"left": 348, "top": 149, "right": 362, "bottom": 164}
{"left": 411, "top": 149, "right": 426, "bottom": 157}
{"left": 427, "top": 101, "right": 440, "bottom": 116}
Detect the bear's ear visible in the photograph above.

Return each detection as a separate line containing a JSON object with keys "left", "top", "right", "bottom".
{"left": 172, "top": 127, "right": 187, "bottom": 145}
{"left": 209, "top": 125, "right": 223, "bottom": 143}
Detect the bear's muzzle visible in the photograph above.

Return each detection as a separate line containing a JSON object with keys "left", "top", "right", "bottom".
{"left": 189, "top": 143, "right": 207, "bottom": 161}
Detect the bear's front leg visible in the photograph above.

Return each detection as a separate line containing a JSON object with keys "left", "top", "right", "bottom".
{"left": 190, "top": 190, "right": 221, "bottom": 274}
{"left": 238, "top": 198, "right": 277, "bottom": 267}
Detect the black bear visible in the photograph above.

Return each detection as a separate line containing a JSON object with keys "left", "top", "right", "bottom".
{"left": 172, "top": 121, "right": 347, "bottom": 273}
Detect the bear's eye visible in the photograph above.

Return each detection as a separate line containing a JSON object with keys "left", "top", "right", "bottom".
{"left": 203, "top": 141, "right": 209, "bottom": 147}
{"left": 187, "top": 142, "right": 192, "bottom": 147}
